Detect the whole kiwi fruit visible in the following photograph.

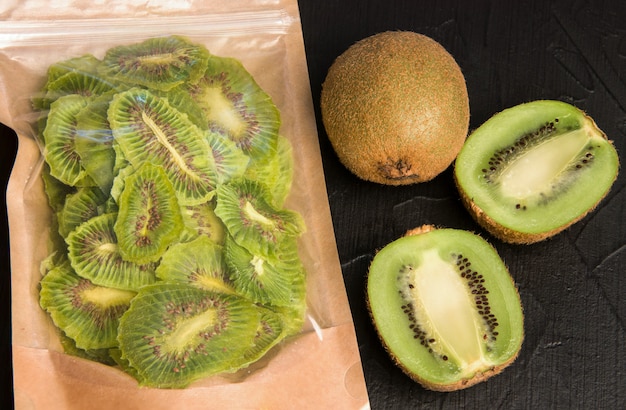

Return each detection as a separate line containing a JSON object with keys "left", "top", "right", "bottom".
{"left": 320, "top": 31, "right": 469, "bottom": 185}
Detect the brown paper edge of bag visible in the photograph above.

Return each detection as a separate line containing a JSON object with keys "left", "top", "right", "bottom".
{"left": 3, "top": 1, "right": 370, "bottom": 408}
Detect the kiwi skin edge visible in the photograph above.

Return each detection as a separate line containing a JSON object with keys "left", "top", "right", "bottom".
{"left": 365, "top": 225, "right": 524, "bottom": 392}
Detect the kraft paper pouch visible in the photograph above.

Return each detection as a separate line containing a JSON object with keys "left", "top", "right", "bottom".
{"left": 1, "top": 0, "right": 369, "bottom": 408}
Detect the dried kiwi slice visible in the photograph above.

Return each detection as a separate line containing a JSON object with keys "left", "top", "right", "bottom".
{"left": 225, "top": 235, "right": 302, "bottom": 306}
{"left": 205, "top": 130, "right": 250, "bottom": 185}
{"left": 186, "top": 54, "right": 281, "bottom": 158}
{"left": 179, "top": 200, "right": 226, "bottom": 244}
{"left": 43, "top": 94, "right": 93, "bottom": 187}
{"left": 99, "top": 35, "right": 209, "bottom": 91}
{"left": 66, "top": 213, "right": 158, "bottom": 291}
{"left": 108, "top": 87, "right": 217, "bottom": 205}
{"left": 40, "top": 261, "right": 136, "bottom": 350}
{"left": 367, "top": 226, "right": 524, "bottom": 391}
{"left": 58, "top": 186, "right": 108, "bottom": 237}
{"left": 117, "top": 283, "right": 263, "bottom": 388}
{"left": 215, "top": 179, "right": 305, "bottom": 258}
{"left": 242, "top": 307, "right": 285, "bottom": 363}
{"left": 155, "top": 236, "right": 235, "bottom": 294}
{"left": 74, "top": 92, "right": 117, "bottom": 195}
{"left": 454, "top": 100, "right": 620, "bottom": 244}
{"left": 244, "top": 134, "right": 294, "bottom": 207}
{"left": 114, "top": 163, "right": 184, "bottom": 264}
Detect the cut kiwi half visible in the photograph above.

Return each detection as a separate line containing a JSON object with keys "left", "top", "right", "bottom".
{"left": 454, "top": 100, "right": 620, "bottom": 244}
{"left": 367, "top": 226, "right": 524, "bottom": 391}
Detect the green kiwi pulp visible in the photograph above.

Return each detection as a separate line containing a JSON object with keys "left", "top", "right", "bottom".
{"left": 35, "top": 35, "right": 307, "bottom": 388}
{"left": 454, "top": 100, "right": 619, "bottom": 244}
{"left": 367, "top": 226, "right": 524, "bottom": 391}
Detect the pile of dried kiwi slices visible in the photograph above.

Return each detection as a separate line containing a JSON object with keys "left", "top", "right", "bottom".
{"left": 35, "top": 35, "right": 308, "bottom": 389}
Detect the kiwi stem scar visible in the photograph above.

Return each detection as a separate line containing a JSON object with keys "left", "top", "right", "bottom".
{"left": 409, "top": 249, "right": 491, "bottom": 373}
{"left": 499, "top": 127, "right": 590, "bottom": 199}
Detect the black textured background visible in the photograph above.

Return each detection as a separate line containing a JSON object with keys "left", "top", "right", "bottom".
{"left": 2, "top": 1, "right": 626, "bottom": 408}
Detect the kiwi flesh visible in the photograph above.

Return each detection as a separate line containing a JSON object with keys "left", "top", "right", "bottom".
{"left": 454, "top": 100, "right": 620, "bottom": 244}
{"left": 320, "top": 31, "right": 469, "bottom": 185}
{"left": 367, "top": 226, "right": 524, "bottom": 391}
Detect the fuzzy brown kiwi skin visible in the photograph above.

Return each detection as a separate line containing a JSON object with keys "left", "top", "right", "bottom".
{"left": 365, "top": 225, "right": 524, "bottom": 392}
{"left": 320, "top": 31, "right": 469, "bottom": 185}
{"left": 453, "top": 137, "right": 620, "bottom": 245}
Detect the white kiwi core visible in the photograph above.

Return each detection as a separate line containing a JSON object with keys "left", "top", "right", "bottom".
{"left": 499, "top": 128, "right": 589, "bottom": 199}
{"left": 409, "top": 250, "right": 493, "bottom": 375}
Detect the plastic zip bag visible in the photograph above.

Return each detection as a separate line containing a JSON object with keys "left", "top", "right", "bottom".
{"left": 2, "top": 0, "right": 369, "bottom": 407}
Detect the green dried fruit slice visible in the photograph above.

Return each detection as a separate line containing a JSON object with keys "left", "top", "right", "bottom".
{"left": 244, "top": 134, "right": 294, "bottom": 207}
{"left": 41, "top": 162, "right": 76, "bottom": 213}
{"left": 43, "top": 94, "right": 93, "bottom": 187}
{"left": 114, "top": 163, "right": 184, "bottom": 264}
{"left": 45, "top": 54, "right": 102, "bottom": 85}
{"left": 242, "top": 308, "right": 285, "bottom": 363}
{"left": 367, "top": 226, "right": 524, "bottom": 391}
{"left": 215, "top": 179, "right": 305, "bottom": 258}
{"left": 58, "top": 329, "right": 117, "bottom": 366}
{"left": 75, "top": 92, "right": 117, "bottom": 195}
{"left": 224, "top": 236, "right": 302, "bottom": 306}
{"left": 58, "top": 186, "right": 108, "bottom": 237}
{"left": 205, "top": 130, "right": 249, "bottom": 185}
{"left": 40, "top": 261, "right": 136, "bottom": 350}
{"left": 66, "top": 213, "right": 158, "bottom": 291}
{"left": 117, "top": 283, "right": 262, "bottom": 388}
{"left": 99, "top": 35, "right": 210, "bottom": 91}
{"left": 156, "top": 236, "right": 235, "bottom": 294}
{"left": 45, "top": 70, "right": 118, "bottom": 102}
{"left": 179, "top": 200, "right": 226, "bottom": 244}
{"left": 108, "top": 87, "right": 217, "bottom": 205}
{"left": 186, "top": 54, "right": 281, "bottom": 158}
{"left": 152, "top": 87, "right": 208, "bottom": 131}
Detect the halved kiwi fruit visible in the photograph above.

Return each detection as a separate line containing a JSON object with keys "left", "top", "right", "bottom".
{"left": 454, "top": 100, "right": 620, "bottom": 244}
{"left": 367, "top": 226, "right": 524, "bottom": 391}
